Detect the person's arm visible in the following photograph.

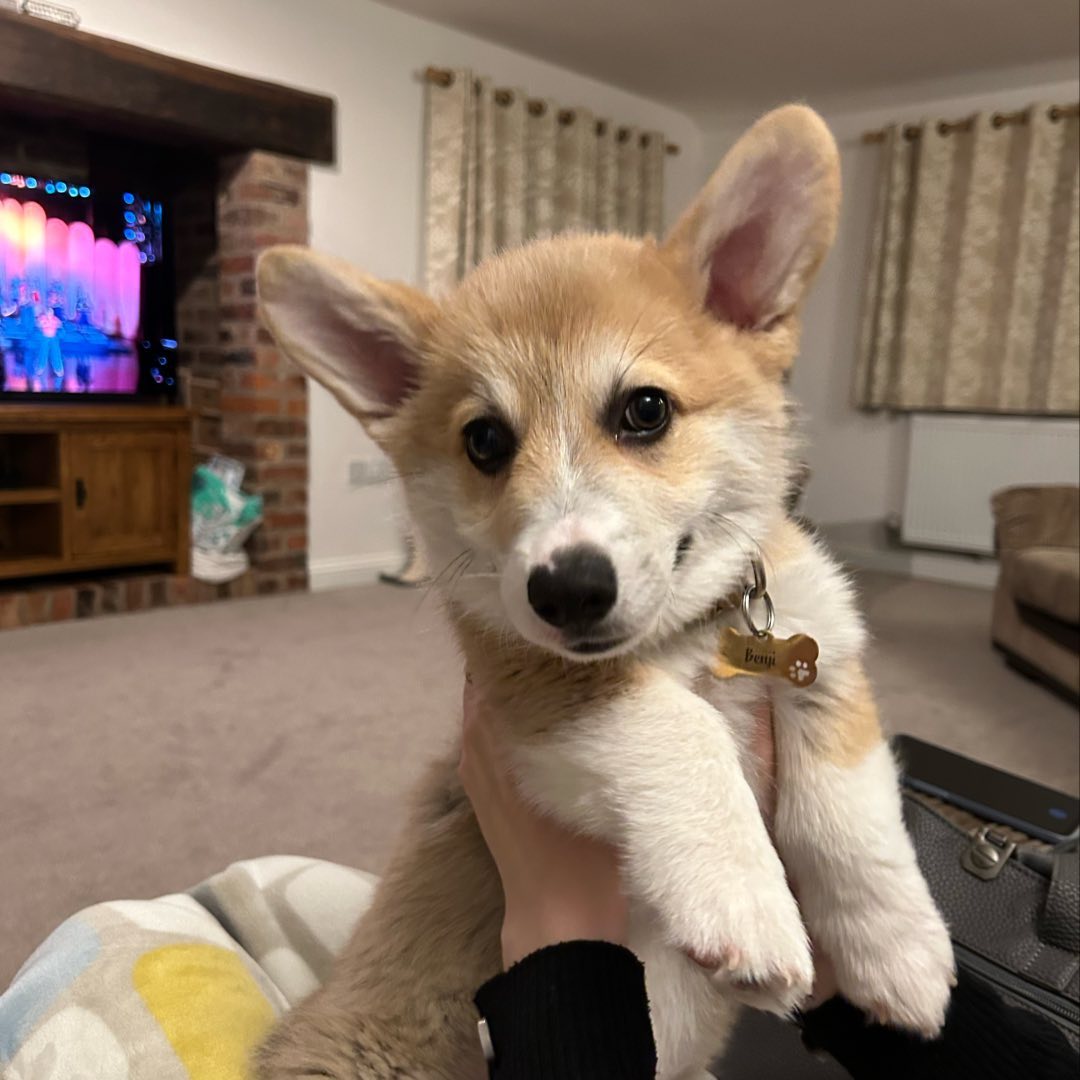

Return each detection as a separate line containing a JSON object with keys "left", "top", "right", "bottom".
{"left": 800, "top": 967, "right": 1079, "bottom": 1080}
{"left": 474, "top": 940, "right": 657, "bottom": 1080}
{"left": 460, "top": 681, "right": 657, "bottom": 1079}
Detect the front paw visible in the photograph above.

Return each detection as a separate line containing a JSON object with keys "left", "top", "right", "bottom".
{"left": 681, "top": 882, "right": 813, "bottom": 1015}
{"left": 825, "top": 893, "right": 956, "bottom": 1037}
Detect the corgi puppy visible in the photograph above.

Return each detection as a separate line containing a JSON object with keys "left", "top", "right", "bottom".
{"left": 254, "top": 105, "right": 955, "bottom": 1080}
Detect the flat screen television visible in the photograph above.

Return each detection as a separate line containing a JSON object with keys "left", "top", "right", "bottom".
{"left": 0, "top": 167, "right": 176, "bottom": 401}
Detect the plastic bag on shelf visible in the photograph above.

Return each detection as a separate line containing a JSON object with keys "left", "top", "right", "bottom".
{"left": 190, "top": 455, "right": 263, "bottom": 583}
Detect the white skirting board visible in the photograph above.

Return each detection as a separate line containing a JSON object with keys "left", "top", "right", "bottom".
{"left": 902, "top": 415, "right": 1080, "bottom": 555}
{"left": 820, "top": 520, "right": 1000, "bottom": 590}
{"left": 309, "top": 551, "right": 404, "bottom": 591}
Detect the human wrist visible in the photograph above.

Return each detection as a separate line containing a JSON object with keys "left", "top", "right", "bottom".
{"left": 501, "top": 902, "right": 628, "bottom": 968}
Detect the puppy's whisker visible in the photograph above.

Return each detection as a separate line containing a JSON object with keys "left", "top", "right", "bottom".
{"left": 430, "top": 550, "right": 471, "bottom": 589}
{"left": 613, "top": 305, "right": 651, "bottom": 386}
{"left": 703, "top": 508, "right": 774, "bottom": 580}
{"left": 628, "top": 316, "right": 678, "bottom": 366}
{"left": 416, "top": 548, "right": 472, "bottom": 614}
{"left": 611, "top": 310, "right": 677, "bottom": 397}
{"left": 443, "top": 554, "right": 474, "bottom": 605}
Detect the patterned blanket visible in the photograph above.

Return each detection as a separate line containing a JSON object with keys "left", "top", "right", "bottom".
{"left": 0, "top": 857, "right": 377, "bottom": 1080}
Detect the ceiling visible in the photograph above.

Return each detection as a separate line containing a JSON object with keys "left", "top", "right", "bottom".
{"left": 378, "top": 0, "right": 1079, "bottom": 120}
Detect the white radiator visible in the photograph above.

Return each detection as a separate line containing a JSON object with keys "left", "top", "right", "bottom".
{"left": 902, "top": 415, "right": 1080, "bottom": 555}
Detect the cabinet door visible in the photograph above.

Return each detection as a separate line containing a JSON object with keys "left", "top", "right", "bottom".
{"left": 67, "top": 432, "right": 178, "bottom": 559}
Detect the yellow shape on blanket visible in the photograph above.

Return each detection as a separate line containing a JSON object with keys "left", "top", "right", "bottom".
{"left": 133, "top": 943, "right": 275, "bottom": 1079}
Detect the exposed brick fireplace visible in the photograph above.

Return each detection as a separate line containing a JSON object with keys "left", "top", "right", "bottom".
{"left": 0, "top": 11, "right": 334, "bottom": 630}
{"left": 178, "top": 151, "right": 312, "bottom": 596}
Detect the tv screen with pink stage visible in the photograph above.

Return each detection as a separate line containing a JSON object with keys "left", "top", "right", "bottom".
{"left": 0, "top": 171, "right": 174, "bottom": 400}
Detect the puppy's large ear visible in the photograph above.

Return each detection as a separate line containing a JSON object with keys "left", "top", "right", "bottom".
{"left": 663, "top": 105, "right": 840, "bottom": 333}
{"left": 257, "top": 246, "right": 436, "bottom": 441}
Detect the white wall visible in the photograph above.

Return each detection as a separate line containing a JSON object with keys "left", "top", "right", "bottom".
{"left": 699, "top": 64, "right": 1080, "bottom": 528}
{"left": 71, "top": 0, "right": 704, "bottom": 587}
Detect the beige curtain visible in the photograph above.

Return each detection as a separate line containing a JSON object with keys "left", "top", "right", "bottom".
{"left": 423, "top": 68, "right": 667, "bottom": 293}
{"left": 854, "top": 105, "right": 1080, "bottom": 415}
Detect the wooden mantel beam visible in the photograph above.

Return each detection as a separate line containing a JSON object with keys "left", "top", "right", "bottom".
{"left": 0, "top": 11, "right": 335, "bottom": 164}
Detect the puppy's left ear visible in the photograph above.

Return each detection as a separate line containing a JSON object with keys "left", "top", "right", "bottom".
{"left": 663, "top": 105, "right": 840, "bottom": 336}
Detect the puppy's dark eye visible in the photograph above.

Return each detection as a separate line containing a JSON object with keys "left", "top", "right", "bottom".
{"left": 620, "top": 388, "right": 670, "bottom": 440}
{"left": 463, "top": 417, "right": 515, "bottom": 475}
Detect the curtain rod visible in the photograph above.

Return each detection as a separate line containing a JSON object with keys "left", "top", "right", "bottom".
{"left": 862, "top": 102, "right": 1079, "bottom": 144}
{"left": 424, "top": 66, "right": 681, "bottom": 155}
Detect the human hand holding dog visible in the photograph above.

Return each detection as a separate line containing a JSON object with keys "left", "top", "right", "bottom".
{"left": 461, "top": 676, "right": 838, "bottom": 1003}
{"left": 460, "top": 679, "right": 630, "bottom": 967}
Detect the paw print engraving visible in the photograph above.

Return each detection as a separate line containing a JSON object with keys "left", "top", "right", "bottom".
{"left": 776, "top": 634, "right": 818, "bottom": 688}
{"left": 789, "top": 659, "right": 811, "bottom": 682}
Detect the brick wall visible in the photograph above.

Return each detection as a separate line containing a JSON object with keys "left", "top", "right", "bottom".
{"left": 0, "top": 572, "right": 260, "bottom": 630}
{"left": 0, "top": 151, "right": 311, "bottom": 630}
{"left": 216, "top": 152, "right": 309, "bottom": 595}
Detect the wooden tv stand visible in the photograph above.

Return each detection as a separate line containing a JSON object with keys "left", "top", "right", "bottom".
{"left": 0, "top": 405, "right": 191, "bottom": 583}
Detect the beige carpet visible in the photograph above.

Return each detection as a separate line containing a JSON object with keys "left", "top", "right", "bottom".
{"left": 1, "top": 571, "right": 1076, "bottom": 988}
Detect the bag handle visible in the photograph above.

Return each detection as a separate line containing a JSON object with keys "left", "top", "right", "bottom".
{"left": 1041, "top": 849, "right": 1080, "bottom": 952}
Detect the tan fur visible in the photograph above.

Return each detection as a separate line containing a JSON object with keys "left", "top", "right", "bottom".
{"left": 256, "top": 754, "right": 500, "bottom": 1080}
{"left": 812, "top": 666, "right": 884, "bottom": 768}
{"left": 255, "top": 106, "right": 834, "bottom": 1079}
{"left": 254, "top": 105, "right": 952, "bottom": 1077}
{"left": 382, "top": 234, "right": 786, "bottom": 557}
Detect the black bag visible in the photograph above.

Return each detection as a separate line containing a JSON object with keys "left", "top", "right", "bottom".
{"left": 903, "top": 792, "right": 1079, "bottom": 1050}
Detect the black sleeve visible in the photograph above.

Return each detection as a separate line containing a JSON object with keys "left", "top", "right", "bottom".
{"left": 474, "top": 940, "right": 657, "bottom": 1080}
{"left": 800, "top": 968, "right": 1079, "bottom": 1080}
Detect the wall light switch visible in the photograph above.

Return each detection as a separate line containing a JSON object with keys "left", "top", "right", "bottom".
{"left": 347, "top": 457, "right": 396, "bottom": 487}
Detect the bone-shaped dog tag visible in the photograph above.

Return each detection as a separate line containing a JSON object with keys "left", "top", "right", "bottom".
{"left": 711, "top": 627, "right": 819, "bottom": 687}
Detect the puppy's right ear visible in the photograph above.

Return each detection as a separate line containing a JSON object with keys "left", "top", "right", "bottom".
{"left": 257, "top": 246, "right": 436, "bottom": 441}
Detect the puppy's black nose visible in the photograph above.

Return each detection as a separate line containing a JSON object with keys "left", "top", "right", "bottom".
{"left": 527, "top": 545, "right": 617, "bottom": 630}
